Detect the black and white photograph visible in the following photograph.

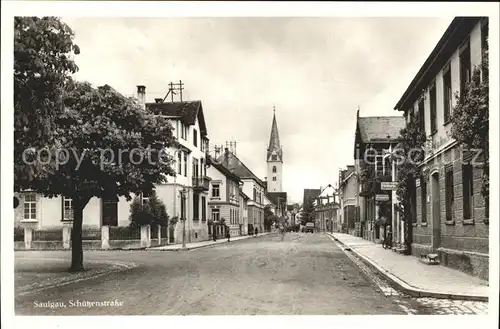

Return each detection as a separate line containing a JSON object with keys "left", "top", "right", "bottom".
{"left": 1, "top": 1, "right": 499, "bottom": 328}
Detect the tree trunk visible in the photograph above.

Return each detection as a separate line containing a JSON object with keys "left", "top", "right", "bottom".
{"left": 70, "top": 197, "right": 90, "bottom": 272}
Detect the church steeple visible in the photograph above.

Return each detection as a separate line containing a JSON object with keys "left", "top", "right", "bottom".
{"left": 267, "top": 105, "right": 283, "bottom": 162}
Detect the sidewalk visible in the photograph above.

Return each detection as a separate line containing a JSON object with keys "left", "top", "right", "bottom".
{"left": 328, "top": 232, "right": 489, "bottom": 301}
{"left": 147, "top": 232, "right": 272, "bottom": 251}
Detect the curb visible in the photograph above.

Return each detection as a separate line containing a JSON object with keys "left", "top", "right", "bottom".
{"left": 326, "top": 233, "right": 488, "bottom": 302}
{"left": 146, "top": 233, "right": 274, "bottom": 252}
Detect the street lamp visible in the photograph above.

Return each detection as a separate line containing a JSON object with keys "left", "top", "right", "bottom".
{"left": 180, "top": 187, "right": 188, "bottom": 249}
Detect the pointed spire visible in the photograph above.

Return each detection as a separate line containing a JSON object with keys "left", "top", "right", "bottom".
{"left": 268, "top": 106, "right": 281, "bottom": 151}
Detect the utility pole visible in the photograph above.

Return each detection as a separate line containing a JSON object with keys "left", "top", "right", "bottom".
{"left": 164, "top": 80, "right": 185, "bottom": 102}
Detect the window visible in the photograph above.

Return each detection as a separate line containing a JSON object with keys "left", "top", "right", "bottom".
{"left": 272, "top": 155, "right": 277, "bottom": 161}
{"left": 183, "top": 153, "right": 188, "bottom": 177}
{"left": 272, "top": 166, "right": 277, "bottom": 173}
{"left": 193, "top": 193, "right": 199, "bottom": 220}
{"left": 212, "top": 184, "right": 220, "bottom": 198}
{"left": 418, "top": 98, "right": 425, "bottom": 133}
{"left": 421, "top": 176, "right": 427, "bottom": 223}
{"left": 443, "top": 65, "right": 452, "bottom": 123}
{"left": 411, "top": 179, "right": 417, "bottom": 224}
{"left": 177, "top": 152, "right": 182, "bottom": 174}
{"left": 200, "top": 158, "right": 205, "bottom": 177}
{"left": 23, "top": 194, "right": 37, "bottom": 220}
{"left": 253, "top": 188, "right": 256, "bottom": 201}
{"left": 429, "top": 83, "right": 437, "bottom": 133}
{"left": 201, "top": 196, "right": 206, "bottom": 221}
{"left": 181, "top": 123, "right": 187, "bottom": 140}
{"left": 141, "top": 191, "right": 151, "bottom": 205}
{"left": 462, "top": 164, "right": 473, "bottom": 220}
{"left": 193, "top": 129, "right": 198, "bottom": 147}
{"left": 192, "top": 158, "right": 199, "bottom": 178}
{"left": 212, "top": 209, "right": 220, "bottom": 222}
{"left": 62, "top": 197, "right": 73, "bottom": 221}
{"left": 459, "top": 39, "right": 471, "bottom": 102}
{"left": 445, "top": 166, "right": 454, "bottom": 221}
{"left": 272, "top": 176, "right": 276, "bottom": 181}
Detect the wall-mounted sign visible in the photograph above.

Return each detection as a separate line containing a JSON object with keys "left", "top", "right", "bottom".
{"left": 375, "top": 194, "right": 390, "bottom": 201}
{"left": 380, "top": 182, "right": 398, "bottom": 191}
{"left": 415, "top": 178, "right": 421, "bottom": 188}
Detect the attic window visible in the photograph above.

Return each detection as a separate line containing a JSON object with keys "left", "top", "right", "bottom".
{"left": 272, "top": 155, "right": 277, "bottom": 161}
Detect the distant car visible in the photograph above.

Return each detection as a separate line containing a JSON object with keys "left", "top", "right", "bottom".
{"left": 305, "top": 222, "right": 315, "bottom": 233}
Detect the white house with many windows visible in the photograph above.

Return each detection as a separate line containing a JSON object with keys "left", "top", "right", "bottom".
{"left": 216, "top": 149, "right": 266, "bottom": 234}
{"left": 207, "top": 156, "right": 243, "bottom": 238}
{"left": 15, "top": 85, "right": 212, "bottom": 244}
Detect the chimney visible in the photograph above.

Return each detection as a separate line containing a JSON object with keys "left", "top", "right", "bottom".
{"left": 224, "top": 147, "right": 229, "bottom": 166}
{"left": 155, "top": 98, "right": 163, "bottom": 104}
{"left": 137, "top": 85, "right": 146, "bottom": 108}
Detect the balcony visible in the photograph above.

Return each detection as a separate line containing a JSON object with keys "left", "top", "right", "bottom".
{"left": 192, "top": 176, "right": 211, "bottom": 192}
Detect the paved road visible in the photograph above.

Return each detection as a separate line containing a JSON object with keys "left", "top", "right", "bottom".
{"left": 14, "top": 233, "right": 488, "bottom": 315}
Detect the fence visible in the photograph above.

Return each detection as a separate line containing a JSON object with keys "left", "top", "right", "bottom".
{"left": 33, "top": 229, "right": 62, "bottom": 241}
{"left": 14, "top": 224, "right": 178, "bottom": 250}
{"left": 109, "top": 226, "right": 141, "bottom": 240}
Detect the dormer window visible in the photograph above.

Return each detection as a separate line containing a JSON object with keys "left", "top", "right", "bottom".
{"left": 272, "top": 166, "right": 277, "bottom": 173}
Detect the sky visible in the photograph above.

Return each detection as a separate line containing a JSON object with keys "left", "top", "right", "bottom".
{"left": 62, "top": 17, "right": 452, "bottom": 204}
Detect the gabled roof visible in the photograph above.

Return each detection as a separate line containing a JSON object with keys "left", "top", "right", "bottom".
{"left": 303, "top": 189, "right": 321, "bottom": 205}
{"left": 216, "top": 151, "right": 266, "bottom": 188}
{"left": 357, "top": 116, "right": 406, "bottom": 143}
{"left": 146, "top": 100, "right": 208, "bottom": 137}
{"left": 208, "top": 156, "right": 242, "bottom": 183}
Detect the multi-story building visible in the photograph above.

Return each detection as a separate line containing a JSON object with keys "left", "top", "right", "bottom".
{"left": 313, "top": 185, "right": 339, "bottom": 232}
{"left": 393, "top": 17, "right": 489, "bottom": 280}
{"left": 338, "top": 165, "right": 358, "bottom": 234}
{"left": 14, "top": 85, "right": 212, "bottom": 245}
{"left": 139, "top": 86, "right": 211, "bottom": 243}
{"left": 239, "top": 191, "right": 250, "bottom": 235}
{"left": 207, "top": 156, "right": 243, "bottom": 238}
{"left": 217, "top": 149, "right": 266, "bottom": 234}
{"left": 353, "top": 111, "right": 406, "bottom": 241}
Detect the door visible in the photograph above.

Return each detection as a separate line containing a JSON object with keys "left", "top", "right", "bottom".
{"left": 431, "top": 172, "right": 441, "bottom": 251}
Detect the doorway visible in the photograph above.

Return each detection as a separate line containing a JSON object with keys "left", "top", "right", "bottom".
{"left": 431, "top": 172, "right": 441, "bottom": 251}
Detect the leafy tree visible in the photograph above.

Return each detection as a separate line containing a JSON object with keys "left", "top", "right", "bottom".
{"left": 301, "top": 197, "right": 316, "bottom": 225}
{"left": 14, "top": 17, "right": 80, "bottom": 187}
{"left": 395, "top": 115, "right": 427, "bottom": 254}
{"left": 451, "top": 48, "right": 489, "bottom": 211}
{"left": 21, "top": 81, "right": 176, "bottom": 271}
{"left": 264, "top": 204, "right": 277, "bottom": 231}
{"left": 129, "top": 191, "right": 169, "bottom": 228}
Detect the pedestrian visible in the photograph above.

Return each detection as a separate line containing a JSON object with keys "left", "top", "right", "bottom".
{"left": 213, "top": 229, "right": 217, "bottom": 242}
{"left": 386, "top": 226, "right": 393, "bottom": 249}
{"left": 226, "top": 229, "right": 231, "bottom": 242}
{"left": 254, "top": 227, "right": 258, "bottom": 237}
